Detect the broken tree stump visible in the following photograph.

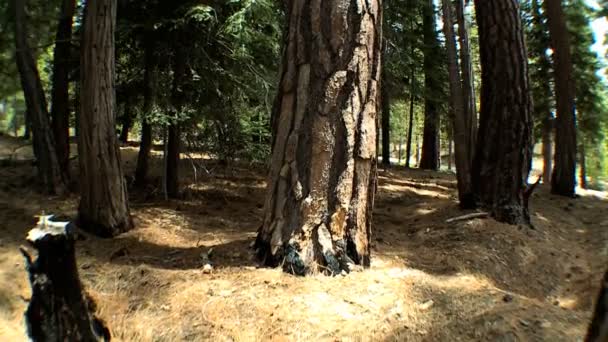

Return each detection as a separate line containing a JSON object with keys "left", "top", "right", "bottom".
{"left": 20, "top": 215, "right": 110, "bottom": 341}
{"left": 586, "top": 270, "right": 608, "bottom": 342}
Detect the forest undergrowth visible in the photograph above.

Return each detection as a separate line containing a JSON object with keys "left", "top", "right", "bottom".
{"left": 0, "top": 139, "right": 607, "bottom": 341}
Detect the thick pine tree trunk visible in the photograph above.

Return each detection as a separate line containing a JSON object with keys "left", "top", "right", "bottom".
{"left": 14, "top": 0, "right": 67, "bottom": 195}
{"left": 455, "top": 0, "right": 477, "bottom": 159}
{"left": 381, "top": 64, "right": 391, "bottom": 167}
{"left": 50, "top": 0, "right": 76, "bottom": 178}
{"left": 78, "top": 0, "right": 132, "bottom": 237}
{"left": 442, "top": 0, "right": 474, "bottom": 208}
{"left": 255, "top": 0, "right": 381, "bottom": 276}
{"left": 545, "top": 0, "right": 577, "bottom": 197}
{"left": 135, "top": 34, "right": 155, "bottom": 187}
{"left": 472, "top": 0, "right": 534, "bottom": 224}
{"left": 419, "top": 0, "right": 440, "bottom": 170}
{"left": 21, "top": 216, "right": 110, "bottom": 341}
{"left": 586, "top": 270, "right": 608, "bottom": 342}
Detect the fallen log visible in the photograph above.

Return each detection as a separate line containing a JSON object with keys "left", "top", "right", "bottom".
{"left": 20, "top": 214, "right": 110, "bottom": 341}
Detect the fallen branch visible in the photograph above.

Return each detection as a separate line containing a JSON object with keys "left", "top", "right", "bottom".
{"left": 445, "top": 212, "right": 489, "bottom": 223}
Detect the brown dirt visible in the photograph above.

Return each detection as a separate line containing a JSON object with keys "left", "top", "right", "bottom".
{"left": 0, "top": 145, "right": 607, "bottom": 341}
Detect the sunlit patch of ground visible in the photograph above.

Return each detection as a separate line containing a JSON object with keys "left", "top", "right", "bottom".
{"left": 0, "top": 146, "right": 607, "bottom": 341}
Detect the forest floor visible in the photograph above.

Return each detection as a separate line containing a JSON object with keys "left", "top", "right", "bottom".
{"left": 1, "top": 135, "right": 607, "bottom": 341}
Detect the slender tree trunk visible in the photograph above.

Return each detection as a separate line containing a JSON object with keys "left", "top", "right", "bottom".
{"left": 255, "top": 0, "right": 381, "bottom": 276}
{"left": 586, "top": 270, "right": 608, "bottom": 342}
{"left": 78, "top": 0, "right": 132, "bottom": 237}
{"left": 118, "top": 101, "right": 132, "bottom": 144}
{"left": 381, "top": 64, "right": 391, "bottom": 167}
{"left": 14, "top": 0, "right": 67, "bottom": 195}
{"left": 420, "top": 0, "right": 440, "bottom": 170}
{"left": 579, "top": 142, "right": 587, "bottom": 189}
{"left": 23, "top": 109, "right": 31, "bottom": 140}
{"left": 455, "top": 0, "right": 477, "bottom": 160}
{"left": 542, "top": 117, "right": 553, "bottom": 184}
{"left": 472, "top": 0, "right": 534, "bottom": 224}
{"left": 442, "top": 0, "right": 474, "bottom": 208}
{"left": 166, "top": 123, "right": 180, "bottom": 198}
{"left": 448, "top": 136, "right": 453, "bottom": 171}
{"left": 545, "top": 0, "right": 577, "bottom": 197}
{"left": 405, "top": 69, "right": 415, "bottom": 168}
{"left": 134, "top": 33, "right": 155, "bottom": 187}
{"left": 165, "top": 43, "right": 186, "bottom": 199}
{"left": 50, "top": 0, "right": 76, "bottom": 178}
{"left": 531, "top": 0, "right": 554, "bottom": 185}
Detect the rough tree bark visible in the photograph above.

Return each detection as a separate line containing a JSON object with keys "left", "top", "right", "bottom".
{"left": 134, "top": 33, "right": 155, "bottom": 187}
{"left": 472, "top": 0, "right": 534, "bottom": 224}
{"left": 455, "top": 0, "right": 477, "bottom": 159}
{"left": 442, "top": 0, "right": 474, "bottom": 208}
{"left": 586, "top": 270, "right": 608, "bottom": 342}
{"left": 14, "top": 0, "right": 67, "bottom": 195}
{"left": 381, "top": 61, "right": 391, "bottom": 167}
{"left": 78, "top": 0, "right": 132, "bottom": 237}
{"left": 255, "top": 0, "right": 381, "bottom": 276}
{"left": 545, "top": 0, "right": 577, "bottom": 197}
{"left": 419, "top": 0, "right": 440, "bottom": 170}
{"left": 21, "top": 215, "right": 110, "bottom": 341}
{"left": 50, "top": 0, "right": 76, "bottom": 177}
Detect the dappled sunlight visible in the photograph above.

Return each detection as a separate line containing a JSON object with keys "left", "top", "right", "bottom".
{"left": 0, "top": 157, "right": 606, "bottom": 340}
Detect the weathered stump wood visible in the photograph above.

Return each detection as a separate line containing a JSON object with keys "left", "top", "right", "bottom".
{"left": 20, "top": 215, "right": 110, "bottom": 341}
{"left": 586, "top": 270, "right": 608, "bottom": 342}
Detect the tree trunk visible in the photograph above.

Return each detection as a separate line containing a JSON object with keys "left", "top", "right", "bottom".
{"left": 50, "top": 0, "right": 76, "bottom": 178}
{"left": 23, "top": 109, "right": 31, "bottom": 140}
{"left": 21, "top": 216, "right": 110, "bottom": 341}
{"left": 579, "top": 142, "right": 587, "bottom": 189}
{"left": 381, "top": 64, "right": 391, "bottom": 167}
{"left": 448, "top": 137, "right": 453, "bottom": 171}
{"left": 531, "top": 0, "right": 554, "bottom": 186}
{"left": 545, "top": 0, "right": 576, "bottom": 197}
{"left": 542, "top": 116, "right": 553, "bottom": 184}
{"left": 405, "top": 69, "right": 415, "bottom": 168}
{"left": 166, "top": 123, "right": 180, "bottom": 198}
{"left": 134, "top": 33, "right": 155, "bottom": 187}
{"left": 14, "top": 0, "right": 67, "bottom": 195}
{"left": 442, "top": 0, "right": 474, "bottom": 208}
{"left": 420, "top": 0, "right": 440, "bottom": 170}
{"left": 586, "top": 270, "right": 608, "bottom": 342}
{"left": 165, "top": 43, "right": 186, "bottom": 199}
{"left": 455, "top": 0, "right": 477, "bottom": 160}
{"left": 472, "top": 0, "right": 534, "bottom": 224}
{"left": 78, "top": 0, "right": 132, "bottom": 237}
{"left": 118, "top": 101, "right": 132, "bottom": 144}
{"left": 255, "top": 0, "right": 381, "bottom": 276}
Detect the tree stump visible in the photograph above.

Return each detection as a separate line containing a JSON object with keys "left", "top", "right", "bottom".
{"left": 20, "top": 215, "right": 110, "bottom": 341}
